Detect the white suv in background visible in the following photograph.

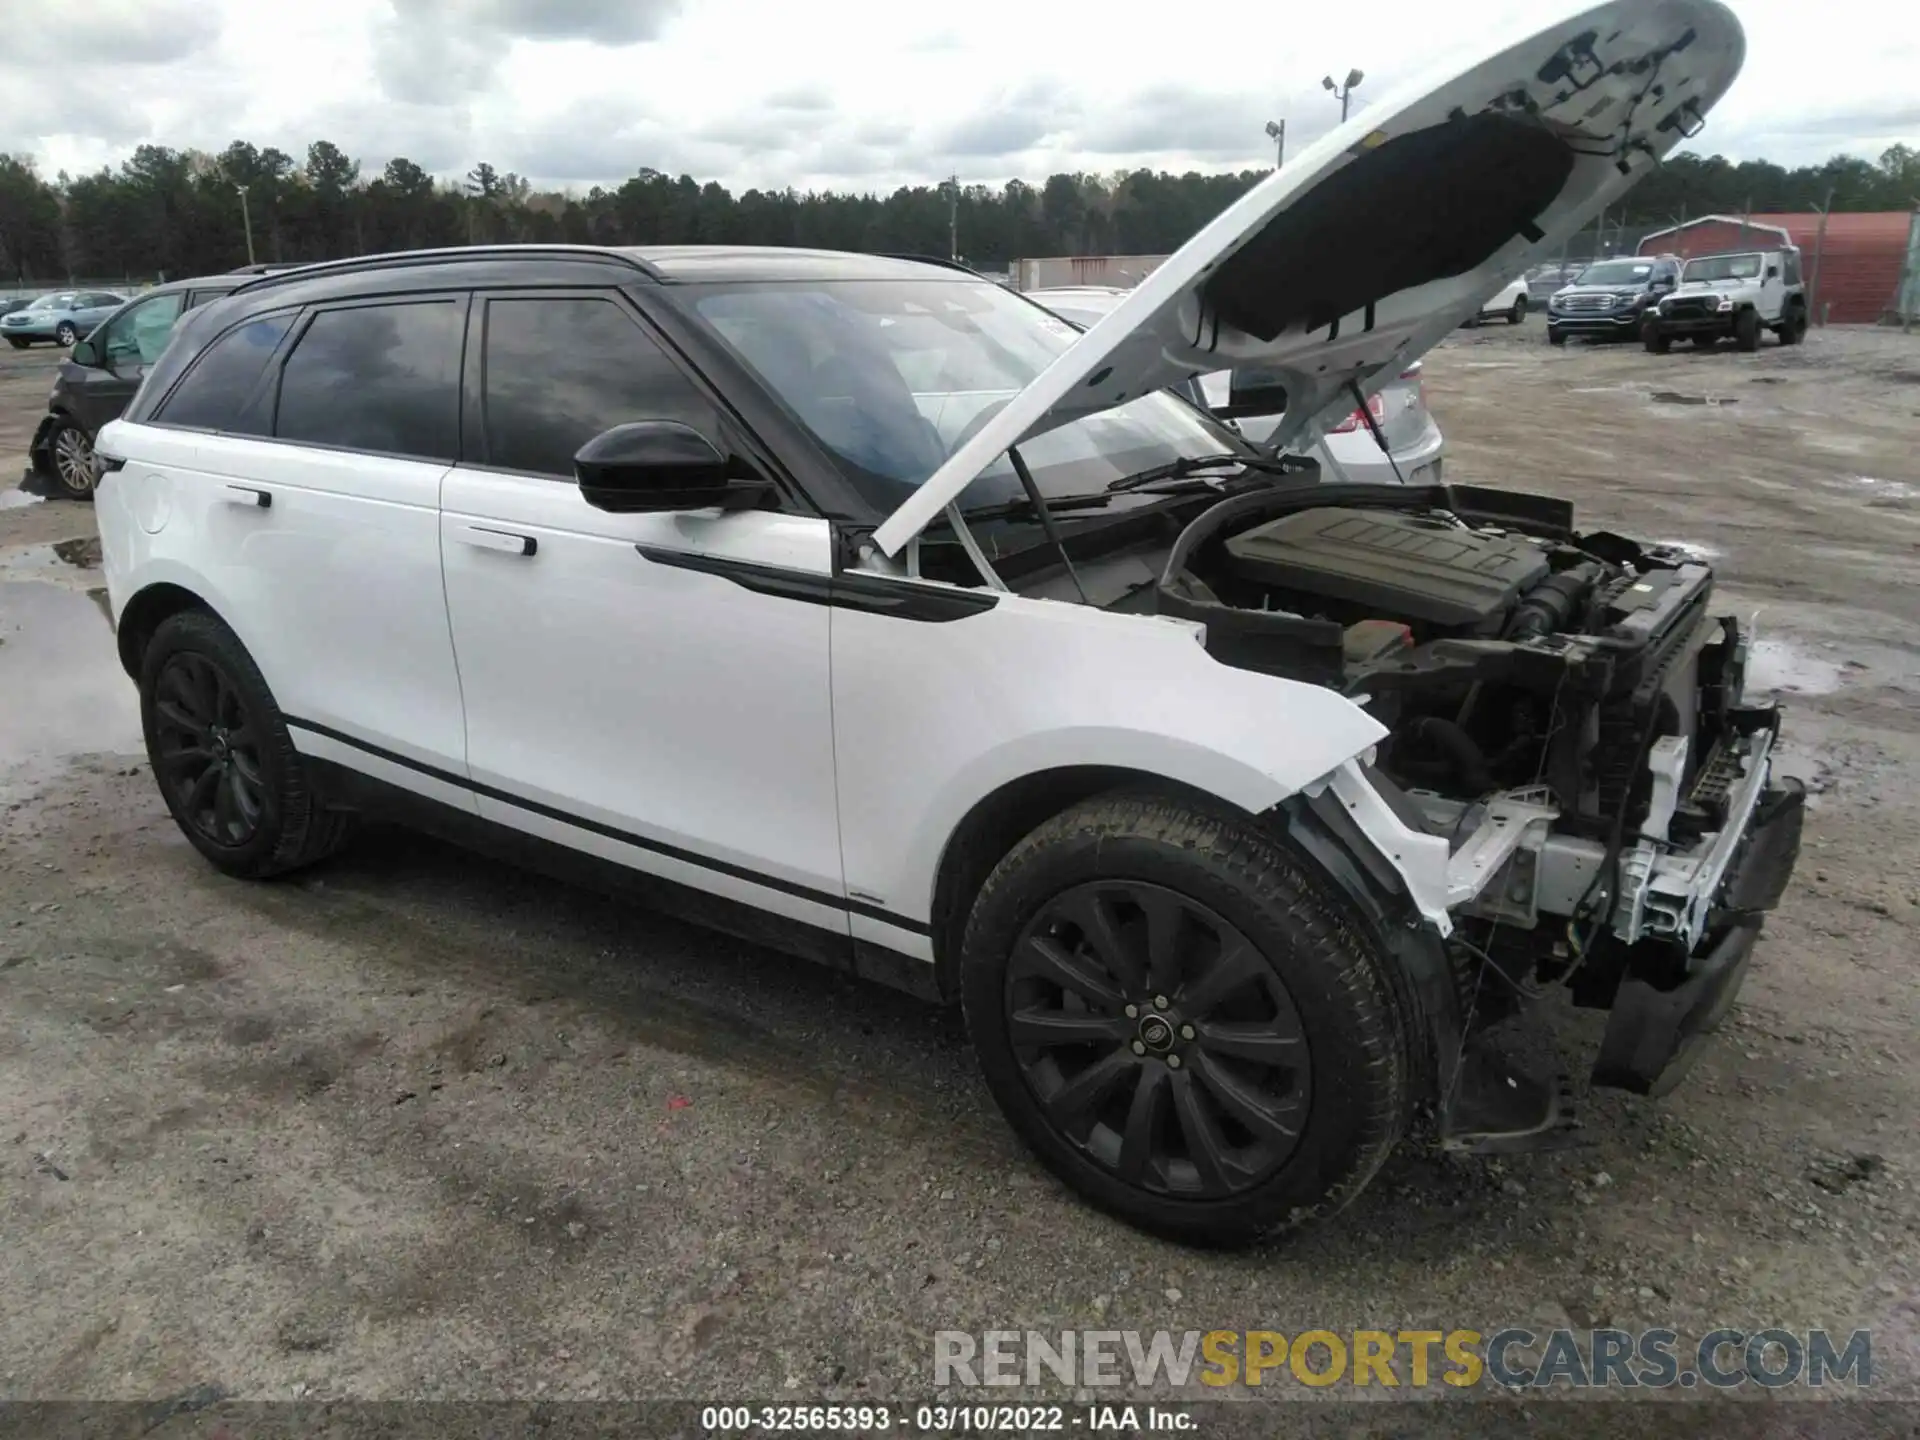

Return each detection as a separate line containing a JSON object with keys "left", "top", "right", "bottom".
{"left": 94, "top": 0, "right": 1798, "bottom": 1247}
{"left": 1028, "top": 285, "right": 1446, "bottom": 487}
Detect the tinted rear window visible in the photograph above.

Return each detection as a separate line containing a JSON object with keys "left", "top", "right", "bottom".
{"left": 274, "top": 301, "right": 462, "bottom": 462}
{"left": 153, "top": 314, "right": 296, "bottom": 433}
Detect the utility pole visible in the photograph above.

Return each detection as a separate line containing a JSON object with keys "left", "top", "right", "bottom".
{"left": 234, "top": 184, "right": 256, "bottom": 267}
{"left": 948, "top": 174, "right": 959, "bottom": 261}
{"left": 1265, "top": 119, "right": 1286, "bottom": 170}
{"left": 1809, "top": 186, "right": 1835, "bottom": 326}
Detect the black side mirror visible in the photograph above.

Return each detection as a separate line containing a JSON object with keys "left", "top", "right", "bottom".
{"left": 575, "top": 421, "right": 775, "bottom": 514}
{"left": 70, "top": 337, "right": 102, "bottom": 367}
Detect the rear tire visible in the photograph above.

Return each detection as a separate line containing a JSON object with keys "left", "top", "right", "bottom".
{"left": 1734, "top": 308, "right": 1761, "bottom": 352}
{"left": 1777, "top": 305, "right": 1807, "bottom": 346}
{"left": 1508, "top": 295, "right": 1528, "bottom": 324}
{"left": 959, "top": 792, "right": 1407, "bottom": 1247}
{"left": 139, "top": 610, "right": 354, "bottom": 880}
{"left": 54, "top": 321, "right": 78, "bottom": 347}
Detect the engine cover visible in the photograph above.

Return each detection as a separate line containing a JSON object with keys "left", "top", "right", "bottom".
{"left": 1223, "top": 508, "right": 1552, "bottom": 628}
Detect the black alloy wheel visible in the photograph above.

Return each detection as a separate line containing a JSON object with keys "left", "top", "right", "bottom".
{"left": 1005, "top": 880, "right": 1310, "bottom": 1199}
{"left": 960, "top": 792, "right": 1407, "bottom": 1245}
{"left": 151, "top": 650, "right": 269, "bottom": 849}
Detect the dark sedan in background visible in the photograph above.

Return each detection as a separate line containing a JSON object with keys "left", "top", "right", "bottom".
{"left": 28, "top": 273, "right": 252, "bottom": 498}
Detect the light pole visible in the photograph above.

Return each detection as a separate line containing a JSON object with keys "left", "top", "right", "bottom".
{"left": 1264, "top": 119, "right": 1286, "bottom": 170}
{"left": 1322, "top": 68, "right": 1365, "bottom": 122}
{"left": 233, "top": 183, "right": 256, "bottom": 266}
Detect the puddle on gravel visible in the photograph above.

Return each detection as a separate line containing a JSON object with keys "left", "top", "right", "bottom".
{"left": 0, "top": 549, "right": 141, "bottom": 781}
{"left": 1827, "top": 475, "right": 1920, "bottom": 504}
{"left": 1, "top": 487, "right": 43, "bottom": 510}
{"left": 1746, "top": 637, "right": 1845, "bottom": 698}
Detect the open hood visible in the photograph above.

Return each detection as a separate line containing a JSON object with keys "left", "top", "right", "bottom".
{"left": 873, "top": 0, "right": 1744, "bottom": 556}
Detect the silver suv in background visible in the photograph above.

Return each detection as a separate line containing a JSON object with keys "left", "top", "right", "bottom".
{"left": 1027, "top": 285, "right": 1445, "bottom": 486}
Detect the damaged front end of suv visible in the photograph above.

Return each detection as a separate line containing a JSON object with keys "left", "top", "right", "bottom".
{"left": 1161, "top": 478, "right": 1803, "bottom": 1147}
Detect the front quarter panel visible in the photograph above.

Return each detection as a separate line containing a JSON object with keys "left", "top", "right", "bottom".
{"left": 832, "top": 593, "right": 1389, "bottom": 936}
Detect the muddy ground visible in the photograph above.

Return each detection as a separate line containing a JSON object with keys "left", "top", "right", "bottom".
{"left": 2, "top": 322, "right": 1917, "bottom": 1429}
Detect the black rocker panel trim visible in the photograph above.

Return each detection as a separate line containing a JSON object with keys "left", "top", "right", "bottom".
{"left": 303, "top": 757, "right": 947, "bottom": 1001}
{"left": 633, "top": 544, "right": 998, "bottom": 621}
{"left": 283, "top": 714, "right": 932, "bottom": 937}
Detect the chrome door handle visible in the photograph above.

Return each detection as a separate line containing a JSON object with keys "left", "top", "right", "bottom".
{"left": 223, "top": 484, "right": 271, "bottom": 508}
{"left": 460, "top": 525, "right": 537, "bottom": 557}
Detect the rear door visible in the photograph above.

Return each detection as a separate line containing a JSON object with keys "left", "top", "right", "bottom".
{"left": 438, "top": 290, "right": 847, "bottom": 936}
{"left": 145, "top": 295, "right": 475, "bottom": 806}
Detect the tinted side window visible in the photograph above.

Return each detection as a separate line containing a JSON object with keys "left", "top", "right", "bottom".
{"left": 481, "top": 297, "right": 718, "bottom": 477}
{"left": 275, "top": 301, "right": 462, "bottom": 461}
{"left": 1783, "top": 251, "right": 1802, "bottom": 286}
{"left": 154, "top": 313, "right": 296, "bottom": 433}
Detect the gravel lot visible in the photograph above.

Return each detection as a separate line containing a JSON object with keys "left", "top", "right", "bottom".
{"left": 3, "top": 322, "right": 1917, "bottom": 1428}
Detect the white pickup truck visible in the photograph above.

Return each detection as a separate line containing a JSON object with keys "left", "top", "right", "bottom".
{"left": 1643, "top": 248, "right": 1810, "bottom": 352}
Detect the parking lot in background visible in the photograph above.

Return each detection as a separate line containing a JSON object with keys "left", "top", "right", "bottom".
{"left": 2, "top": 321, "right": 1917, "bottom": 1415}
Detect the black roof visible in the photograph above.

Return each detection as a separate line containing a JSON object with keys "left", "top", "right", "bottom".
{"left": 125, "top": 244, "right": 974, "bottom": 429}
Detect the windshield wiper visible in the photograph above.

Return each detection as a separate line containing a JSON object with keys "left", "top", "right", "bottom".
{"left": 938, "top": 451, "right": 1287, "bottom": 529}
{"left": 1102, "top": 451, "right": 1294, "bottom": 494}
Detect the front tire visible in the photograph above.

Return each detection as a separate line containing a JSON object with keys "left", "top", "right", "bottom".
{"left": 959, "top": 793, "right": 1407, "bottom": 1247}
{"left": 54, "top": 321, "right": 78, "bottom": 347}
{"left": 1548, "top": 326, "right": 1567, "bottom": 347}
{"left": 1734, "top": 308, "right": 1761, "bottom": 352}
{"left": 5, "top": 337, "right": 28, "bottom": 350}
{"left": 1643, "top": 320, "right": 1671, "bottom": 354}
{"left": 140, "top": 610, "right": 353, "bottom": 879}
{"left": 44, "top": 418, "right": 97, "bottom": 501}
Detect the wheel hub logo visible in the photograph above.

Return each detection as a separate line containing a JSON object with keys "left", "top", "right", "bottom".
{"left": 1138, "top": 1016, "right": 1175, "bottom": 1053}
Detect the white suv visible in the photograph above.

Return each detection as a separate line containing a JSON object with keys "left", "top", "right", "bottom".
{"left": 1644, "top": 248, "right": 1810, "bottom": 351}
{"left": 96, "top": 0, "right": 1797, "bottom": 1245}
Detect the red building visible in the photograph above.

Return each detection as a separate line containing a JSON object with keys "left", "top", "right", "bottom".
{"left": 1638, "top": 212, "right": 1915, "bottom": 325}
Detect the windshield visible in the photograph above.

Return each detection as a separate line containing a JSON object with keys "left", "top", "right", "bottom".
{"left": 1681, "top": 253, "right": 1764, "bottom": 282}
{"left": 1573, "top": 261, "right": 1653, "bottom": 286}
{"left": 683, "top": 278, "right": 1240, "bottom": 515}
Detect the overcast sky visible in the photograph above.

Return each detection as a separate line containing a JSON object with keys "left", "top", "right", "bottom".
{"left": 2, "top": 0, "right": 1914, "bottom": 195}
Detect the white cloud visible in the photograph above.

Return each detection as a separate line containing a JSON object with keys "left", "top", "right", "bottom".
{"left": 0, "top": 0, "right": 1911, "bottom": 191}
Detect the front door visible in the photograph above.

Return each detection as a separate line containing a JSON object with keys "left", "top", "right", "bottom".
{"left": 75, "top": 290, "right": 185, "bottom": 433}
{"left": 439, "top": 290, "right": 848, "bottom": 939}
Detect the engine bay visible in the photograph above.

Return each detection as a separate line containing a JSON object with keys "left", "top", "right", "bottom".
{"left": 1151, "top": 482, "right": 1753, "bottom": 848}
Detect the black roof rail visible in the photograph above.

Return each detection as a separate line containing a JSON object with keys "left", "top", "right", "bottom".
{"left": 878, "top": 253, "right": 992, "bottom": 279}
{"left": 228, "top": 262, "right": 285, "bottom": 275}
{"left": 226, "top": 244, "right": 661, "bottom": 296}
